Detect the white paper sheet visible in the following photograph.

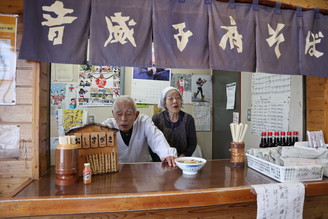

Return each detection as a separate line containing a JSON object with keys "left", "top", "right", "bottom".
{"left": 252, "top": 182, "right": 305, "bottom": 219}
{"left": 52, "top": 63, "right": 74, "bottom": 82}
{"left": 0, "top": 125, "right": 20, "bottom": 159}
{"left": 226, "top": 82, "right": 236, "bottom": 110}
{"left": 193, "top": 104, "right": 211, "bottom": 131}
{"left": 0, "top": 15, "right": 17, "bottom": 105}
{"left": 251, "top": 73, "right": 291, "bottom": 135}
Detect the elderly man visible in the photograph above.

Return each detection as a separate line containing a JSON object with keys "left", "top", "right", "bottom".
{"left": 102, "top": 96, "right": 177, "bottom": 166}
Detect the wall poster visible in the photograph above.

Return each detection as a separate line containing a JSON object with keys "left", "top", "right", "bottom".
{"left": 51, "top": 82, "right": 79, "bottom": 109}
{"left": 78, "top": 64, "right": 123, "bottom": 107}
{"left": 56, "top": 109, "right": 88, "bottom": 136}
{"left": 170, "top": 73, "right": 192, "bottom": 104}
{"left": 0, "top": 14, "right": 17, "bottom": 105}
{"left": 192, "top": 75, "right": 212, "bottom": 103}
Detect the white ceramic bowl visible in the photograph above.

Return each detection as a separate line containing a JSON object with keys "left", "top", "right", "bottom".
{"left": 175, "top": 157, "right": 207, "bottom": 175}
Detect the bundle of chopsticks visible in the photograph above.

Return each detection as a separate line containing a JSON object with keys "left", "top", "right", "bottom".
{"left": 230, "top": 123, "right": 248, "bottom": 143}
{"left": 59, "top": 135, "right": 76, "bottom": 144}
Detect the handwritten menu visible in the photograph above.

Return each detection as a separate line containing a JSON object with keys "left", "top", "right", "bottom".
{"left": 252, "top": 182, "right": 305, "bottom": 219}
{"left": 251, "top": 73, "right": 291, "bottom": 135}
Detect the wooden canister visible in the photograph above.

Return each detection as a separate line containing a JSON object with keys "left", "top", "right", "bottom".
{"left": 230, "top": 142, "right": 245, "bottom": 167}
{"left": 55, "top": 144, "right": 79, "bottom": 186}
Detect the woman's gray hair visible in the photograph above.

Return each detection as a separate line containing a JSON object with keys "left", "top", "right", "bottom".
{"left": 163, "top": 91, "right": 183, "bottom": 110}
{"left": 113, "top": 96, "right": 137, "bottom": 113}
{"left": 158, "top": 87, "right": 183, "bottom": 110}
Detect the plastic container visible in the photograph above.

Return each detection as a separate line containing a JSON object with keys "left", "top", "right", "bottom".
{"left": 246, "top": 153, "right": 323, "bottom": 182}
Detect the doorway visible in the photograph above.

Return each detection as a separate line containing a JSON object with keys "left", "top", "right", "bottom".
{"left": 212, "top": 70, "right": 240, "bottom": 159}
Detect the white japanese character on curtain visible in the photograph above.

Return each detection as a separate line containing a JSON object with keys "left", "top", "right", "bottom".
{"left": 172, "top": 22, "right": 193, "bottom": 52}
{"left": 104, "top": 12, "right": 137, "bottom": 48}
{"left": 266, "top": 23, "right": 285, "bottom": 59}
{"left": 41, "top": 1, "right": 77, "bottom": 45}
{"left": 305, "top": 31, "right": 324, "bottom": 58}
{"left": 219, "top": 16, "right": 243, "bottom": 53}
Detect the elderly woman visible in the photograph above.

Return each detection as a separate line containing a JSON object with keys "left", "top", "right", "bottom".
{"left": 150, "top": 86, "right": 197, "bottom": 161}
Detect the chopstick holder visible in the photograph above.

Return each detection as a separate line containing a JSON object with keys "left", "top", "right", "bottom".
{"left": 230, "top": 123, "right": 248, "bottom": 167}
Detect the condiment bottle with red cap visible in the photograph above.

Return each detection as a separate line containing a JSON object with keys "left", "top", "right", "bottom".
{"left": 286, "top": 131, "right": 293, "bottom": 146}
{"left": 293, "top": 131, "right": 299, "bottom": 145}
{"left": 259, "top": 132, "right": 267, "bottom": 148}
{"left": 274, "top": 131, "right": 280, "bottom": 146}
{"left": 267, "top": 132, "right": 275, "bottom": 147}
{"left": 280, "top": 131, "right": 286, "bottom": 146}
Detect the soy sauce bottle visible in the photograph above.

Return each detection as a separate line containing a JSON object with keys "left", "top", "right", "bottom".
{"left": 280, "top": 131, "right": 286, "bottom": 146}
{"left": 267, "top": 132, "right": 275, "bottom": 147}
{"left": 259, "top": 132, "right": 267, "bottom": 148}
{"left": 293, "top": 131, "right": 299, "bottom": 145}
{"left": 286, "top": 131, "right": 293, "bottom": 146}
{"left": 274, "top": 132, "right": 280, "bottom": 146}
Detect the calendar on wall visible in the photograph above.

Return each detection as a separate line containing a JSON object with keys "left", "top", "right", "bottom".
{"left": 131, "top": 67, "right": 171, "bottom": 104}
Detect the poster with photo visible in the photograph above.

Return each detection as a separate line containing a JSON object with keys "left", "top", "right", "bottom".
{"left": 170, "top": 73, "right": 192, "bottom": 104}
{"left": 78, "top": 64, "right": 122, "bottom": 106}
{"left": 192, "top": 75, "right": 212, "bottom": 103}
{"left": 51, "top": 82, "right": 67, "bottom": 108}
{"left": 66, "top": 83, "right": 78, "bottom": 109}
{"left": 51, "top": 82, "right": 78, "bottom": 109}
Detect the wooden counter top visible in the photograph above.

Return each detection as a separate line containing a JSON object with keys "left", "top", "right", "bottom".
{"left": 1, "top": 160, "right": 328, "bottom": 218}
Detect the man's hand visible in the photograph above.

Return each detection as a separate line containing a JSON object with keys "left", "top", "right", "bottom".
{"left": 162, "top": 156, "right": 177, "bottom": 167}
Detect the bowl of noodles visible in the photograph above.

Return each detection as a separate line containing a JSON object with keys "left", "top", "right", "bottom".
{"left": 175, "top": 157, "right": 207, "bottom": 175}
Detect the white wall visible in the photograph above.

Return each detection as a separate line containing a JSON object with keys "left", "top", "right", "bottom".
{"left": 240, "top": 72, "right": 304, "bottom": 150}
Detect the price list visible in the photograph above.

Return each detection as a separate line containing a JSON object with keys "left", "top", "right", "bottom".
{"left": 251, "top": 73, "right": 291, "bottom": 136}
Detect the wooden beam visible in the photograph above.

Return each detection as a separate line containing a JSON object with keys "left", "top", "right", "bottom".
{"left": 215, "top": 0, "right": 328, "bottom": 14}
{"left": 0, "top": 0, "right": 23, "bottom": 15}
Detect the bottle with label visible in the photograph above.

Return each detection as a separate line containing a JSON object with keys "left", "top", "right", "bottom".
{"left": 267, "top": 132, "right": 275, "bottom": 147}
{"left": 273, "top": 131, "right": 280, "bottom": 146}
{"left": 83, "top": 163, "right": 92, "bottom": 184}
{"left": 286, "top": 131, "right": 293, "bottom": 146}
{"left": 259, "top": 132, "right": 267, "bottom": 148}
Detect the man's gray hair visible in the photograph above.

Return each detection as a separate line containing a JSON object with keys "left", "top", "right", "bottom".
{"left": 113, "top": 96, "right": 137, "bottom": 112}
